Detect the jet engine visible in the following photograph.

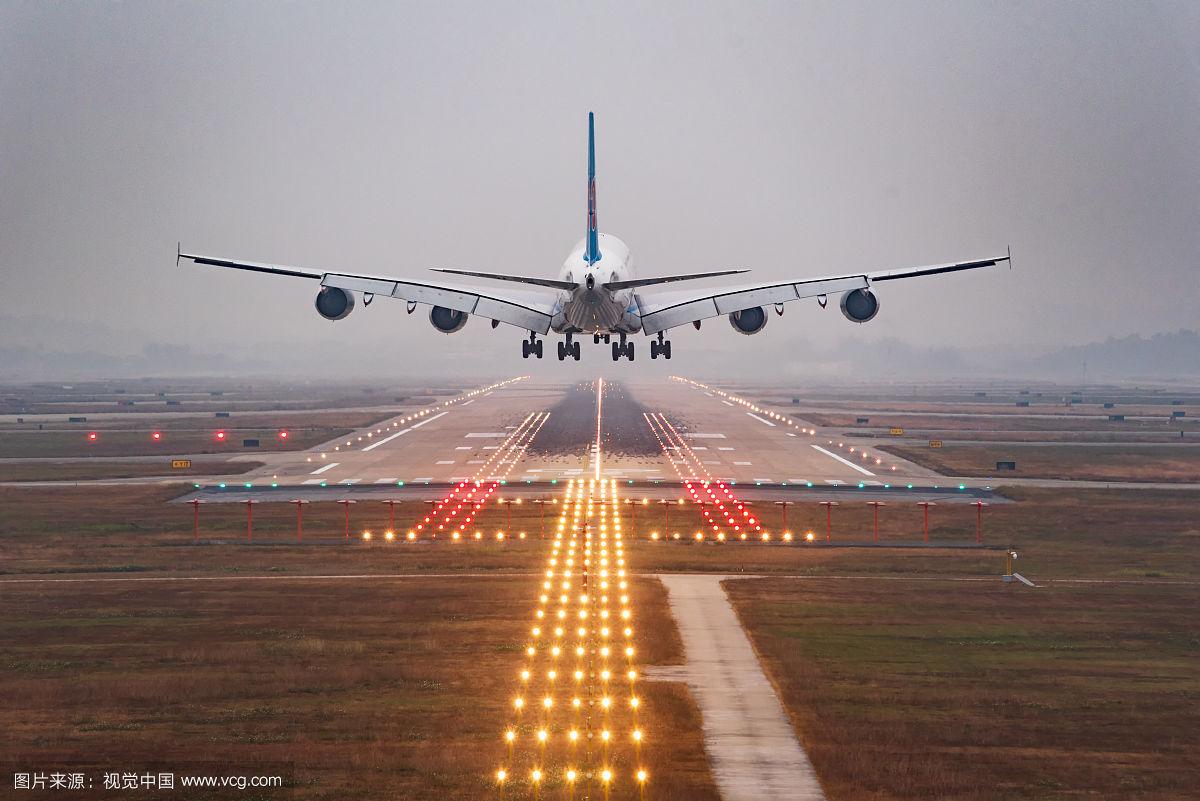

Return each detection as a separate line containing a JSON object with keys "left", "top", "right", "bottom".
{"left": 728, "top": 306, "right": 768, "bottom": 335}
{"left": 839, "top": 288, "right": 879, "bottom": 323}
{"left": 315, "top": 287, "right": 354, "bottom": 321}
{"left": 429, "top": 306, "right": 469, "bottom": 333}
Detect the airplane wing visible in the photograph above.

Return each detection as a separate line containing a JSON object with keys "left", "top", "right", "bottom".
{"left": 179, "top": 251, "right": 558, "bottom": 334}
{"left": 635, "top": 254, "right": 1009, "bottom": 334}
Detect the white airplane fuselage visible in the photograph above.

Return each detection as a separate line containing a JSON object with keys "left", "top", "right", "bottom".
{"left": 551, "top": 233, "right": 640, "bottom": 335}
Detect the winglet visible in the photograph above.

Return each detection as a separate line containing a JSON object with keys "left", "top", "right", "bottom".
{"left": 584, "top": 112, "right": 601, "bottom": 265}
{"left": 1007, "top": 244, "right": 1012, "bottom": 270}
{"left": 176, "top": 242, "right": 181, "bottom": 267}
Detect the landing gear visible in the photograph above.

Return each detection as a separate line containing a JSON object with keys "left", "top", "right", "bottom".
{"left": 557, "top": 335, "right": 581, "bottom": 361}
{"left": 592, "top": 333, "right": 612, "bottom": 345}
{"left": 611, "top": 335, "right": 635, "bottom": 362}
{"left": 650, "top": 333, "right": 672, "bottom": 360}
{"left": 521, "top": 333, "right": 543, "bottom": 359}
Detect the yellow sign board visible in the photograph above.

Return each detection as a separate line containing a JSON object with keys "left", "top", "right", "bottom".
{"left": 171, "top": 459, "right": 192, "bottom": 469}
{"left": 889, "top": 427, "right": 904, "bottom": 436}
{"left": 929, "top": 440, "right": 943, "bottom": 448}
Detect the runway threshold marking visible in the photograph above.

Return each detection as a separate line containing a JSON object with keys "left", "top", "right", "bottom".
{"left": 309, "top": 462, "right": 340, "bottom": 475}
{"left": 746, "top": 412, "right": 776, "bottom": 427}
{"left": 811, "top": 444, "right": 875, "bottom": 476}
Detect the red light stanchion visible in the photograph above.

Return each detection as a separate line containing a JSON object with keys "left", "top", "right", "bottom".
{"left": 382, "top": 499, "right": 397, "bottom": 532}
{"left": 974, "top": 501, "right": 988, "bottom": 544}
{"left": 774, "top": 500, "right": 794, "bottom": 532}
{"left": 533, "top": 499, "right": 549, "bottom": 538}
{"left": 337, "top": 499, "right": 356, "bottom": 541}
{"left": 818, "top": 501, "right": 839, "bottom": 543}
{"left": 243, "top": 499, "right": 258, "bottom": 543}
{"left": 291, "top": 499, "right": 309, "bottom": 542}
{"left": 866, "top": 501, "right": 885, "bottom": 543}
{"left": 188, "top": 499, "right": 203, "bottom": 542}
{"left": 917, "top": 501, "right": 936, "bottom": 543}
{"left": 658, "top": 499, "right": 673, "bottom": 534}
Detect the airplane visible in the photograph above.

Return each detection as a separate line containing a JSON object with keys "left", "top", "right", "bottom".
{"left": 179, "top": 112, "right": 1008, "bottom": 362}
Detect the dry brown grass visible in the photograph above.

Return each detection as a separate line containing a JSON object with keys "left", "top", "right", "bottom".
{"left": 0, "top": 410, "right": 400, "bottom": 458}
{"left": 882, "top": 444, "right": 1200, "bottom": 482}
{"left": 727, "top": 577, "right": 1200, "bottom": 801}
{"left": 0, "top": 460, "right": 262, "bottom": 482}
{"left": 0, "top": 572, "right": 714, "bottom": 800}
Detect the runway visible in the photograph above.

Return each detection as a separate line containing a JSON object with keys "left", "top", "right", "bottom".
{"left": 180, "top": 378, "right": 1008, "bottom": 505}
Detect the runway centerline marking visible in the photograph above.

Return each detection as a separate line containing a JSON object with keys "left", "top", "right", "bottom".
{"left": 309, "top": 462, "right": 340, "bottom": 475}
{"left": 811, "top": 444, "right": 876, "bottom": 476}
{"left": 746, "top": 412, "right": 776, "bottom": 427}
{"left": 361, "top": 410, "right": 448, "bottom": 451}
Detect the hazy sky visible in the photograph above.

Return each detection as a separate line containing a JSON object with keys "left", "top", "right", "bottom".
{"left": 2, "top": 1, "right": 1197, "bottom": 377}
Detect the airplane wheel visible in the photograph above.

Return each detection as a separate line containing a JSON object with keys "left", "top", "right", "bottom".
{"left": 572, "top": 342, "right": 581, "bottom": 360}
{"left": 522, "top": 341, "right": 530, "bottom": 359}
{"left": 626, "top": 342, "right": 635, "bottom": 361}
{"left": 650, "top": 341, "right": 659, "bottom": 360}
{"left": 603, "top": 334, "right": 611, "bottom": 344}
{"left": 593, "top": 334, "right": 601, "bottom": 344}
{"left": 611, "top": 342, "right": 620, "bottom": 361}
{"left": 557, "top": 342, "right": 566, "bottom": 361}
{"left": 534, "top": 341, "right": 544, "bottom": 359}
{"left": 664, "top": 341, "right": 672, "bottom": 359}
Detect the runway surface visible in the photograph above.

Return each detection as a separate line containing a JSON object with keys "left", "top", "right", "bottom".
{"left": 180, "top": 378, "right": 1010, "bottom": 504}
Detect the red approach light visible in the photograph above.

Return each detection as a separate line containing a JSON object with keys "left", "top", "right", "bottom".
{"left": 215, "top": 430, "right": 227, "bottom": 441}
{"left": 87, "top": 432, "right": 98, "bottom": 441}
{"left": 278, "top": 430, "right": 289, "bottom": 439}
{"left": 151, "top": 431, "right": 162, "bottom": 441}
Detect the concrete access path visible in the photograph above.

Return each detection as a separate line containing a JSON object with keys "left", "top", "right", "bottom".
{"left": 654, "top": 573, "right": 826, "bottom": 801}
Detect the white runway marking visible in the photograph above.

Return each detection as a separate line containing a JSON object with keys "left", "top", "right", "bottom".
{"left": 338, "top": 479, "right": 359, "bottom": 485}
{"left": 754, "top": 477, "right": 773, "bottom": 483}
{"left": 461, "top": 399, "right": 474, "bottom": 406}
{"left": 455, "top": 446, "right": 472, "bottom": 450}
{"left": 309, "top": 462, "right": 340, "bottom": 475}
{"left": 686, "top": 433, "right": 727, "bottom": 439}
{"left": 361, "top": 411, "right": 449, "bottom": 452}
{"left": 467, "top": 460, "right": 486, "bottom": 464}
{"left": 301, "top": 478, "right": 324, "bottom": 485}
{"left": 435, "top": 460, "right": 455, "bottom": 465}
{"left": 746, "top": 412, "right": 776, "bottom": 427}
{"left": 811, "top": 444, "right": 875, "bottom": 476}
{"left": 722, "top": 400, "right": 735, "bottom": 407}
{"left": 734, "top": 461, "right": 753, "bottom": 465}
{"left": 374, "top": 478, "right": 398, "bottom": 484}
{"left": 718, "top": 446, "right": 735, "bottom": 451}
{"left": 411, "top": 477, "right": 432, "bottom": 482}
{"left": 466, "top": 432, "right": 507, "bottom": 438}
{"left": 693, "top": 446, "right": 709, "bottom": 451}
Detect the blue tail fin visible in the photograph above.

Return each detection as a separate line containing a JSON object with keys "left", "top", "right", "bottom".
{"left": 585, "top": 111, "right": 601, "bottom": 265}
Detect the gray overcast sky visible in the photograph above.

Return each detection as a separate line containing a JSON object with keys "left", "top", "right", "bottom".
{"left": 1, "top": 1, "right": 1197, "bottom": 377}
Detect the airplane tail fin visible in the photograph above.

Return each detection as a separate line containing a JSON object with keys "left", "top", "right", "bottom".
{"left": 584, "top": 111, "right": 601, "bottom": 265}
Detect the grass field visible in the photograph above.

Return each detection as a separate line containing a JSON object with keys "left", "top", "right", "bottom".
{"left": 881, "top": 444, "right": 1200, "bottom": 482}
{"left": 0, "top": 569, "right": 716, "bottom": 800}
{"left": 0, "top": 410, "right": 403, "bottom": 458}
{"left": 0, "top": 460, "right": 262, "bottom": 482}
{"left": 728, "top": 577, "right": 1200, "bottom": 801}
{"left": 2, "top": 485, "right": 1198, "bottom": 582}
{"left": 1, "top": 460, "right": 1198, "bottom": 797}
